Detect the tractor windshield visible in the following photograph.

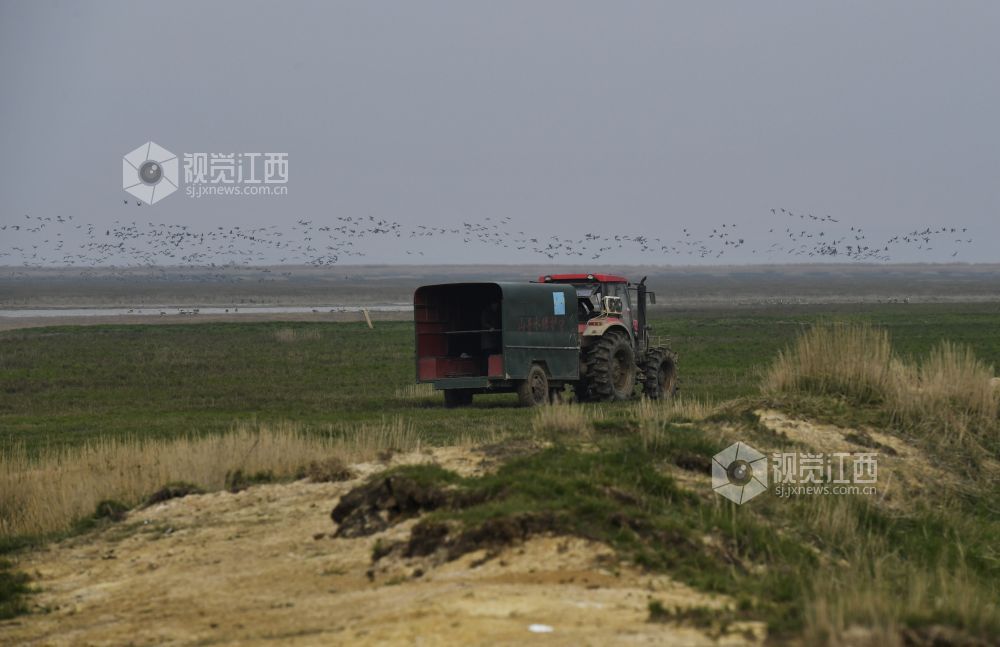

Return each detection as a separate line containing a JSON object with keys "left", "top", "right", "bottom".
{"left": 574, "top": 285, "right": 603, "bottom": 319}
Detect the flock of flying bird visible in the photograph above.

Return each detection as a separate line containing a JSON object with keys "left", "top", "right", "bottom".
{"left": 0, "top": 203, "right": 976, "bottom": 269}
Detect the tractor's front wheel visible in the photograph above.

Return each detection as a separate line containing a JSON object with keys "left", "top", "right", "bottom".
{"left": 642, "top": 348, "right": 679, "bottom": 400}
{"left": 517, "top": 363, "right": 550, "bottom": 407}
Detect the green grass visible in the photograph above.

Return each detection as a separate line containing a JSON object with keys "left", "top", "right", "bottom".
{"left": 0, "top": 321, "right": 532, "bottom": 451}
{"left": 662, "top": 302, "right": 1000, "bottom": 401}
{"left": 2, "top": 303, "right": 999, "bottom": 453}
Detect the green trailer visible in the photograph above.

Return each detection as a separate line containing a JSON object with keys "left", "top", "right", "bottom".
{"left": 414, "top": 282, "right": 579, "bottom": 406}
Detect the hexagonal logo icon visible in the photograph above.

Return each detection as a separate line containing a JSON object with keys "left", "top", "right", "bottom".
{"left": 123, "top": 142, "right": 178, "bottom": 205}
{"left": 712, "top": 441, "right": 768, "bottom": 504}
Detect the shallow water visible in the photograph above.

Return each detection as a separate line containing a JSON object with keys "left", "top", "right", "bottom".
{"left": 0, "top": 304, "right": 413, "bottom": 318}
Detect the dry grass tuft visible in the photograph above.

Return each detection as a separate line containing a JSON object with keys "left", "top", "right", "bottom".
{"left": 394, "top": 383, "right": 436, "bottom": 401}
{"left": 302, "top": 456, "right": 355, "bottom": 483}
{"left": 627, "top": 397, "right": 720, "bottom": 453}
{"left": 629, "top": 397, "right": 716, "bottom": 424}
{"left": 762, "top": 323, "right": 999, "bottom": 450}
{"left": 793, "top": 495, "right": 1000, "bottom": 643}
{"left": 273, "top": 327, "right": 321, "bottom": 343}
{"left": 762, "top": 322, "right": 896, "bottom": 403}
{"left": 892, "top": 341, "right": 998, "bottom": 446}
{"left": 332, "top": 416, "right": 420, "bottom": 458}
{"left": 806, "top": 541, "right": 998, "bottom": 644}
{"left": 531, "top": 402, "right": 596, "bottom": 438}
{"left": 0, "top": 418, "right": 417, "bottom": 537}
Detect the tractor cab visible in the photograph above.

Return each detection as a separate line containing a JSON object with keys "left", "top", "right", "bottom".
{"left": 537, "top": 273, "right": 638, "bottom": 341}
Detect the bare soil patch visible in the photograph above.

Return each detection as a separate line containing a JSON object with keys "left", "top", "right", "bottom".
{"left": 0, "top": 446, "right": 760, "bottom": 645}
{"left": 755, "top": 409, "right": 970, "bottom": 510}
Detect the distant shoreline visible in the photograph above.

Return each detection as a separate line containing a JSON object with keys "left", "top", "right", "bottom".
{"left": 2, "top": 263, "right": 999, "bottom": 315}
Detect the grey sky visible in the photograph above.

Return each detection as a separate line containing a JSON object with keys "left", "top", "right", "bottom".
{"left": 1, "top": 1, "right": 998, "bottom": 265}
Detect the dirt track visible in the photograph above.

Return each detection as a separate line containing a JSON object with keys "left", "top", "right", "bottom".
{"left": 0, "top": 448, "right": 762, "bottom": 646}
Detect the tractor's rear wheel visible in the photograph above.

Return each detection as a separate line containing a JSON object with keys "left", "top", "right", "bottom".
{"left": 443, "top": 389, "right": 474, "bottom": 408}
{"left": 579, "top": 331, "right": 636, "bottom": 402}
{"left": 642, "top": 348, "right": 679, "bottom": 400}
{"left": 518, "top": 364, "right": 550, "bottom": 407}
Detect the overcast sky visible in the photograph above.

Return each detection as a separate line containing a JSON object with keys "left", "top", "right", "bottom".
{"left": 1, "top": 1, "right": 998, "bottom": 266}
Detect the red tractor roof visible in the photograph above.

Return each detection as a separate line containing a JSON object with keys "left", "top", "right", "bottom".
{"left": 538, "top": 273, "right": 629, "bottom": 284}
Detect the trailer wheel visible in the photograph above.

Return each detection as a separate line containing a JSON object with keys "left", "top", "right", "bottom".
{"left": 580, "top": 331, "right": 636, "bottom": 401}
{"left": 643, "top": 348, "right": 679, "bottom": 400}
{"left": 443, "top": 389, "right": 474, "bottom": 408}
{"left": 518, "top": 364, "right": 550, "bottom": 407}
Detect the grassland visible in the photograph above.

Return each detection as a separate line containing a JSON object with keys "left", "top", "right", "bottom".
{"left": 1, "top": 303, "right": 999, "bottom": 640}
{"left": 2, "top": 303, "right": 999, "bottom": 453}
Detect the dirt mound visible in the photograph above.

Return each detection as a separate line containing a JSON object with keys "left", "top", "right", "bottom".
{"left": 397, "top": 512, "right": 560, "bottom": 563}
{"left": 331, "top": 473, "right": 471, "bottom": 538}
{"left": 331, "top": 466, "right": 567, "bottom": 566}
{"left": 0, "top": 445, "right": 763, "bottom": 645}
{"left": 145, "top": 482, "right": 205, "bottom": 506}
{"left": 331, "top": 471, "right": 561, "bottom": 566}
{"left": 755, "top": 409, "right": 972, "bottom": 509}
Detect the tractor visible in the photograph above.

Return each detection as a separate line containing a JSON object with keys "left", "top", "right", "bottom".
{"left": 539, "top": 273, "right": 678, "bottom": 403}
{"left": 413, "top": 273, "right": 678, "bottom": 407}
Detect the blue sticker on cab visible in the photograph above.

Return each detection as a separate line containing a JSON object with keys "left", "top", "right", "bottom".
{"left": 553, "top": 291, "right": 566, "bottom": 315}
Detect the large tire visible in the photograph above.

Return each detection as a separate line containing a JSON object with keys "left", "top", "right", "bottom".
{"left": 642, "top": 348, "right": 679, "bottom": 400}
{"left": 579, "top": 332, "right": 636, "bottom": 402}
{"left": 517, "top": 364, "right": 550, "bottom": 407}
{"left": 443, "top": 389, "right": 474, "bottom": 408}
